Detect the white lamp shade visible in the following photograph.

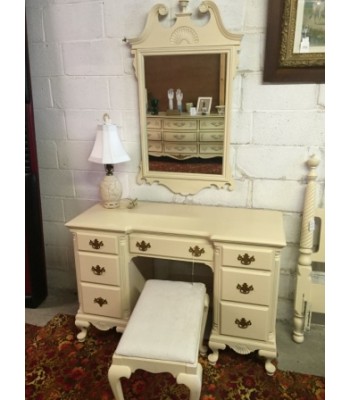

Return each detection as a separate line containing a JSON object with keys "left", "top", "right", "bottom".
{"left": 88, "top": 123, "right": 130, "bottom": 165}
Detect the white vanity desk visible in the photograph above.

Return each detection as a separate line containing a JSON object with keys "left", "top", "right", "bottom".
{"left": 66, "top": 201, "right": 285, "bottom": 374}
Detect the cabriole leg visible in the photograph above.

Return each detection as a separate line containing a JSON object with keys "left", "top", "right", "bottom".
{"left": 108, "top": 364, "right": 132, "bottom": 400}
{"left": 177, "top": 364, "right": 202, "bottom": 400}
{"left": 258, "top": 349, "right": 276, "bottom": 376}
{"left": 75, "top": 319, "right": 90, "bottom": 342}
{"left": 208, "top": 341, "right": 226, "bottom": 365}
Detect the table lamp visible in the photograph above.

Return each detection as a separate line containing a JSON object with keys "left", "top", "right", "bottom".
{"left": 88, "top": 114, "right": 130, "bottom": 208}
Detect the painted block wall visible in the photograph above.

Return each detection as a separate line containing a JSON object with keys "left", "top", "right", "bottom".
{"left": 25, "top": 0, "right": 325, "bottom": 321}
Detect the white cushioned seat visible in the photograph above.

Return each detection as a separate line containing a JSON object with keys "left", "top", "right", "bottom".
{"left": 108, "top": 279, "right": 209, "bottom": 400}
{"left": 116, "top": 279, "right": 206, "bottom": 363}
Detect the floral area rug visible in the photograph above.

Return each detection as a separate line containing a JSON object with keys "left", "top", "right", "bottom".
{"left": 25, "top": 314, "right": 325, "bottom": 400}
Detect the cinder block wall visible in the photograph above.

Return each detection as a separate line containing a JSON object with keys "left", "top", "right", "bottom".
{"left": 26, "top": 0, "right": 325, "bottom": 321}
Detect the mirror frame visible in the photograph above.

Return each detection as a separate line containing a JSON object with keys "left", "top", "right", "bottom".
{"left": 128, "top": 1, "right": 242, "bottom": 195}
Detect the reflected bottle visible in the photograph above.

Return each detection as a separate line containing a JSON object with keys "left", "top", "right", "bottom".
{"left": 150, "top": 98, "right": 159, "bottom": 115}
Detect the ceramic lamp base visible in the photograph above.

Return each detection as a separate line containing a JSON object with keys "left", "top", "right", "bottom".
{"left": 100, "top": 175, "right": 122, "bottom": 209}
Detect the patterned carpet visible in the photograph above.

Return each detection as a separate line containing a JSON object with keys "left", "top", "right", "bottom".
{"left": 25, "top": 314, "right": 325, "bottom": 400}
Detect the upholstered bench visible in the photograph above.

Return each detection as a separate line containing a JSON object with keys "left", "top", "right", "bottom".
{"left": 108, "top": 279, "right": 209, "bottom": 400}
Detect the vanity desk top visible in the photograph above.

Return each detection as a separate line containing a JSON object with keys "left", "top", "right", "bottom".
{"left": 66, "top": 201, "right": 285, "bottom": 247}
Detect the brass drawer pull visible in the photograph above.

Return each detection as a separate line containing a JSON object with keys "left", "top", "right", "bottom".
{"left": 89, "top": 239, "right": 104, "bottom": 250}
{"left": 235, "top": 318, "right": 252, "bottom": 329}
{"left": 237, "top": 253, "right": 255, "bottom": 265}
{"left": 94, "top": 297, "right": 108, "bottom": 307}
{"left": 91, "top": 265, "right": 106, "bottom": 275}
{"left": 237, "top": 283, "right": 254, "bottom": 294}
{"left": 189, "top": 245, "right": 205, "bottom": 257}
{"left": 136, "top": 240, "right": 151, "bottom": 252}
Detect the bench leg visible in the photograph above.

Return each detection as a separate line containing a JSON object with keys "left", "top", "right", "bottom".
{"left": 177, "top": 364, "right": 202, "bottom": 400}
{"left": 199, "top": 294, "right": 209, "bottom": 356}
{"left": 108, "top": 364, "right": 132, "bottom": 400}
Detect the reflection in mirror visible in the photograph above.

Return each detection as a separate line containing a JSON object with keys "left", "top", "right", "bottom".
{"left": 144, "top": 53, "right": 226, "bottom": 174}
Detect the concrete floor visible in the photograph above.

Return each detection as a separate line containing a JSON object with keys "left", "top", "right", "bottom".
{"left": 25, "top": 288, "right": 325, "bottom": 378}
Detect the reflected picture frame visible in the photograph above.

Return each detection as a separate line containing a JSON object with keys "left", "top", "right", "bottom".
{"left": 197, "top": 97, "right": 212, "bottom": 115}
{"left": 263, "top": 0, "right": 325, "bottom": 83}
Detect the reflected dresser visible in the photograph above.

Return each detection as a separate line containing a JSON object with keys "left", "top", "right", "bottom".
{"left": 147, "top": 114, "right": 224, "bottom": 159}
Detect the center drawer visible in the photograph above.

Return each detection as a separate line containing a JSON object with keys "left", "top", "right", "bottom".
{"left": 163, "top": 142, "right": 198, "bottom": 155}
{"left": 81, "top": 283, "right": 122, "bottom": 318}
{"left": 163, "top": 119, "right": 197, "bottom": 130}
{"left": 78, "top": 252, "right": 120, "bottom": 286}
{"left": 220, "top": 301, "right": 269, "bottom": 341}
{"left": 129, "top": 234, "right": 213, "bottom": 261}
{"left": 163, "top": 131, "right": 196, "bottom": 141}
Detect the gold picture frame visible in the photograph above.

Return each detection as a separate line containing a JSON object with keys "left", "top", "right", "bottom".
{"left": 263, "top": 0, "right": 325, "bottom": 83}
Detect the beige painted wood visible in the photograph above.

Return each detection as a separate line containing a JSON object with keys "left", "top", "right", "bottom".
{"left": 292, "top": 156, "right": 325, "bottom": 343}
{"left": 66, "top": 200, "right": 285, "bottom": 375}
{"left": 79, "top": 252, "right": 120, "bottom": 286}
{"left": 127, "top": 1, "right": 242, "bottom": 194}
{"left": 220, "top": 302, "right": 269, "bottom": 341}
{"left": 221, "top": 268, "right": 272, "bottom": 306}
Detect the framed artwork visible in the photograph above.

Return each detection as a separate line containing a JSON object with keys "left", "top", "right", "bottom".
{"left": 263, "top": 0, "right": 325, "bottom": 83}
{"left": 197, "top": 97, "right": 212, "bottom": 115}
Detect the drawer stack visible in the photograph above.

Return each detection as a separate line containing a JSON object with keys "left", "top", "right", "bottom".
{"left": 199, "top": 118, "right": 224, "bottom": 156}
{"left": 146, "top": 114, "right": 224, "bottom": 159}
{"left": 219, "top": 245, "right": 275, "bottom": 341}
{"left": 75, "top": 231, "right": 122, "bottom": 319}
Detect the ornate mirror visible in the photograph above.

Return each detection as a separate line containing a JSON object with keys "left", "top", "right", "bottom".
{"left": 127, "top": 0, "right": 242, "bottom": 194}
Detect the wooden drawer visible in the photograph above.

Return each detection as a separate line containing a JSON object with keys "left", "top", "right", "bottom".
{"left": 200, "top": 118, "right": 224, "bottom": 130}
{"left": 221, "top": 268, "right": 272, "bottom": 306}
{"left": 146, "top": 118, "right": 162, "bottom": 129}
{"left": 163, "top": 131, "right": 196, "bottom": 141}
{"left": 81, "top": 283, "right": 122, "bottom": 318}
{"left": 147, "top": 130, "right": 162, "bottom": 140}
{"left": 78, "top": 252, "right": 120, "bottom": 286}
{"left": 164, "top": 142, "right": 197, "bottom": 155}
{"left": 222, "top": 245, "right": 274, "bottom": 271}
{"left": 129, "top": 234, "right": 213, "bottom": 262}
{"left": 199, "top": 143, "right": 223, "bottom": 154}
{"left": 200, "top": 131, "right": 224, "bottom": 141}
{"left": 148, "top": 141, "right": 162, "bottom": 152}
{"left": 220, "top": 301, "right": 269, "bottom": 340}
{"left": 76, "top": 231, "right": 119, "bottom": 254}
{"left": 163, "top": 119, "right": 197, "bottom": 130}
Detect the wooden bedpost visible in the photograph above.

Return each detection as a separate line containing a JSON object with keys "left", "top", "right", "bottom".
{"left": 292, "top": 155, "right": 320, "bottom": 343}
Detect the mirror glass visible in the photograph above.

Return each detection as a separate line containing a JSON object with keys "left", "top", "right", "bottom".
{"left": 144, "top": 53, "right": 226, "bottom": 175}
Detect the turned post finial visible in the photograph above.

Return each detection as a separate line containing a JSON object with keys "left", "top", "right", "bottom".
{"left": 306, "top": 154, "right": 320, "bottom": 182}
{"left": 307, "top": 154, "right": 320, "bottom": 169}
